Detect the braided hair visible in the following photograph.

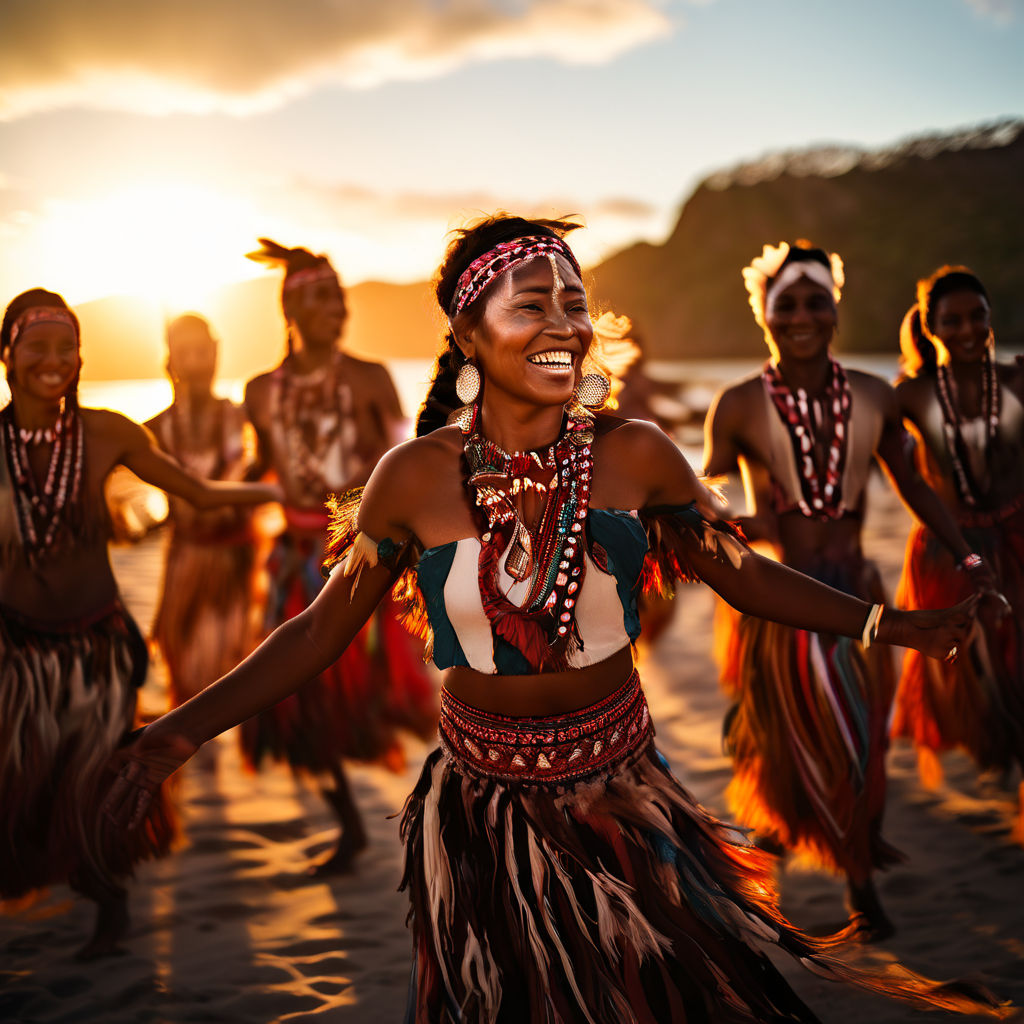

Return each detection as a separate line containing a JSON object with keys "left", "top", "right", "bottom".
{"left": 1, "top": 288, "right": 82, "bottom": 408}
{"left": 415, "top": 214, "right": 582, "bottom": 436}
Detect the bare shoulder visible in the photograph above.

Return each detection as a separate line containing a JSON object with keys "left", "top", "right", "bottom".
{"left": 358, "top": 427, "right": 464, "bottom": 537}
{"left": 81, "top": 406, "right": 147, "bottom": 441}
{"left": 846, "top": 366, "right": 891, "bottom": 396}
{"left": 596, "top": 416, "right": 702, "bottom": 506}
{"left": 709, "top": 372, "right": 762, "bottom": 423}
{"left": 894, "top": 373, "right": 933, "bottom": 415}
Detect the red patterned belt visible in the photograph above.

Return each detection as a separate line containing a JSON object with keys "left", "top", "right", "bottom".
{"left": 439, "top": 671, "right": 652, "bottom": 784}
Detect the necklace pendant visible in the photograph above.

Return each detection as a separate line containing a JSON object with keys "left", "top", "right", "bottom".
{"left": 506, "top": 522, "right": 534, "bottom": 581}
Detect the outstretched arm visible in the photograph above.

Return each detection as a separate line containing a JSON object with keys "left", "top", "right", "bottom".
{"left": 108, "top": 412, "right": 280, "bottom": 508}
{"left": 683, "top": 531, "right": 975, "bottom": 660}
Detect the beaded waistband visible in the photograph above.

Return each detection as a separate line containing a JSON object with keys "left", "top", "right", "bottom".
{"left": 439, "top": 670, "right": 652, "bottom": 784}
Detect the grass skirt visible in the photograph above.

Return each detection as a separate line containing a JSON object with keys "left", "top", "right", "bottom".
{"left": 399, "top": 674, "right": 1008, "bottom": 1023}
{"left": 240, "top": 527, "right": 436, "bottom": 774}
{"left": 0, "top": 601, "right": 175, "bottom": 900}
{"left": 892, "top": 505, "right": 1024, "bottom": 775}
{"left": 153, "top": 535, "right": 259, "bottom": 707}
{"left": 715, "top": 559, "right": 899, "bottom": 879}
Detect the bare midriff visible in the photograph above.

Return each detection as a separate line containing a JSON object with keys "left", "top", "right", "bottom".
{"left": 443, "top": 644, "right": 635, "bottom": 718}
{"left": 775, "top": 510, "right": 864, "bottom": 575}
{"left": 0, "top": 542, "right": 119, "bottom": 622}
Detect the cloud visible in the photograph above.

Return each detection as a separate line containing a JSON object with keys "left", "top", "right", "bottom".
{"left": 0, "top": 0, "right": 672, "bottom": 120}
{"left": 963, "top": 0, "right": 1023, "bottom": 22}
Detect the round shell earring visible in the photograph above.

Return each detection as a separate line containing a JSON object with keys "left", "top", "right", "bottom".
{"left": 455, "top": 361, "right": 481, "bottom": 405}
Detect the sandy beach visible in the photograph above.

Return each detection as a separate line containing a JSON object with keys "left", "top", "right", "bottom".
{"left": 2, "top": 474, "right": 1023, "bottom": 1023}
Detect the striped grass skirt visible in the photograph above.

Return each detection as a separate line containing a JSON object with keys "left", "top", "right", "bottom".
{"left": 398, "top": 673, "right": 1007, "bottom": 1022}
{"left": 715, "top": 553, "right": 900, "bottom": 880}
{"left": 893, "top": 508, "right": 1024, "bottom": 776}
{"left": 0, "top": 601, "right": 175, "bottom": 901}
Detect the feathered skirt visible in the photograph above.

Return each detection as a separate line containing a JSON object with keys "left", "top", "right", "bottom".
{"left": 153, "top": 532, "right": 260, "bottom": 707}
{"left": 240, "top": 522, "right": 436, "bottom": 774}
{"left": 891, "top": 502, "right": 1024, "bottom": 776}
{"left": 715, "top": 558, "right": 899, "bottom": 880}
{"left": 398, "top": 673, "right": 1007, "bottom": 1023}
{"left": 0, "top": 600, "right": 175, "bottom": 900}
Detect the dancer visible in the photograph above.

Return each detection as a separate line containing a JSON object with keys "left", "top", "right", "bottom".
{"left": 703, "top": 241, "right": 999, "bottom": 939}
{"left": 104, "top": 217, "right": 1010, "bottom": 1022}
{"left": 147, "top": 315, "right": 260, "bottom": 748}
{"left": 241, "top": 239, "right": 434, "bottom": 873}
{"left": 891, "top": 266, "right": 1022, "bottom": 809}
{"left": 0, "top": 289, "right": 278, "bottom": 958}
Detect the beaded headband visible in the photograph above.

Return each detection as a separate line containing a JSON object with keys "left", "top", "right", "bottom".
{"left": 742, "top": 242, "right": 844, "bottom": 329}
{"left": 283, "top": 263, "right": 339, "bottom": 293}
{"left": 449, "top": 235, "right": 582, "bottom": 318}
{"left": 4, "top": 306, "right": 79, "bottom": 359}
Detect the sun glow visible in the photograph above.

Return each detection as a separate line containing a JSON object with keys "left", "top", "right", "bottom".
{"left": 29, "top": 182, "right": 261, "bottom": 311}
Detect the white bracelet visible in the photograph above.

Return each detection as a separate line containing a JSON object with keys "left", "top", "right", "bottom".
{"left": 861, "top": 603, "right": 884, "bottom": 649}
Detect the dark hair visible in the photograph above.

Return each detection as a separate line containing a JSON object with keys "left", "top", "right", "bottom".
{"left": 772, "top": 239, "right": 831, "bottom": 280}
{"left": 414, "top": 213, "right": 583, "bottom": 436}
{"left": 917, "top": 265, "right": 989, "bottom": 336}
{"left": 1, "top": 288, "right": 82, "bottom": 406}
{"left": 896, "top": 302, "right": 936, "bottom": 379}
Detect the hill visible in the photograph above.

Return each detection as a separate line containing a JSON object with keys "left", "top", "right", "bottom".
{"left": 588, "top": 119, "right": 1024, "bottom": 359}
{"left": 75, "top": 118, "right": 1024, "bottom": 379}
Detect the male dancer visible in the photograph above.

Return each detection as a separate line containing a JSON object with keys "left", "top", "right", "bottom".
{"left": 243, "top": 240, "right": 434, "bottom": 873}
{"left": 147, "top": 315, "right": 259, "bottom": 762}
{"left": 703, "top": 241, "right": 996, "bottom": 938}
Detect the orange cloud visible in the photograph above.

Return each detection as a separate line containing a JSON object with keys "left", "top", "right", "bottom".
{"left": 0, "top": 0, "right": 672, "bottom": 120}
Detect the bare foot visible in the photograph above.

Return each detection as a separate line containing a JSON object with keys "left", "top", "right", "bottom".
{"left": 846, "top": 878, "right": 895, "bottom": 943}
{"left": 76, "top": 895, "right": 129, "bottom": 961}
{"left": 307, "top": 832, "right": 369, "bottom": 877}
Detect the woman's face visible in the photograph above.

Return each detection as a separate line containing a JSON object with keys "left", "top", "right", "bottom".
{"left": 462, "top": 254, "right": 593, "bottom": 409}
{"left": 287, "top": 275, "right": 347, "bottom": 353}
{"left": 764, "top": 277, "right": 837, "bottom": 362}
{"left": 930, "top": 288, "right": 991, "bottom": 365}
{"left": 7, "top": 320, "right": 80, "bottom": 404}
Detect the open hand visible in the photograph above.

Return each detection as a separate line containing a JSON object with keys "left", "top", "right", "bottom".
{"left": 880, "top": 594, "right": 979, "bottom": 662}
{"left": 102, "top": 725, "right": 199, "bottom": 831}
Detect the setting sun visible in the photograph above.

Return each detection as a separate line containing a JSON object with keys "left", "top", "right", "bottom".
{"left": 27, "top": 182, "right": 261, "bottom": 310}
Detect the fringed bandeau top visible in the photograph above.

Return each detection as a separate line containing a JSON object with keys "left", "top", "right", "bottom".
{"left": 418, "top": 509, "right": 648, "bottom": 673}
{"left": 324, "top": 492, "right": 746, "bottom": 676}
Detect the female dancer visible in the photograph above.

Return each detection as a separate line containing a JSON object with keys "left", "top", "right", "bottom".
{"left": 703, "top": 242, "right": 1000, "bottom": 939}
{"left": 891, "top": 266, "right": 1023, "bottom": 809}
{"left": 148, "top": 314, "right": 260, "bottom": 728}
{"left": 241, "top": 240, "right": 435, "bottom": 873}
{"left": 0, "top": 289, "right": 278, "bottom": 958}
{"left": 105, "top": 219, "right": 1009, "bottom": 1022}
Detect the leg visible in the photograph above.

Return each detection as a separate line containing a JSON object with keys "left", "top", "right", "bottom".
{"left": 309, "top": 761, "right": 368, "bottom": 875}
{"left": 845, "top": 872, "right": 894, "bottom": 943}
{"left": 72, "top": 869, "right": 130, "bottom": 961}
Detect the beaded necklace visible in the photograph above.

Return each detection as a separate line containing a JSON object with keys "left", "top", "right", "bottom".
{"left": 272, "top": 351, "right": 355, "bottom": 500}
{"left": 762, "top": 356, "right": 852, "bottom": 519}
{"left": 934, "top": 347, "right": 1000, "bottom": 506}
{"left": 1, "top": 402, "right": 84, "bottom": 564}
{"left": 462, "top": 407, "right": 594, "bottom": 669}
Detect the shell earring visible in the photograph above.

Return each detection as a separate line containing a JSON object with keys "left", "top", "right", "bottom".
{"left": 567, "top": 371, "right": 610, "bottom": 421}
{"left": 455, "top": 361, "right": 481, "bottom": 404}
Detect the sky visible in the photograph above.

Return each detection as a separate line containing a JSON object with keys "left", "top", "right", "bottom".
{"left": 0, "top": 0, "right": 1021, "bottom": 312}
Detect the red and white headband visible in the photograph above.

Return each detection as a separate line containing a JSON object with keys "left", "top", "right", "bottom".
{"left": 283, "top": 263, "right": 339, "bottom": 293}
{"left": 449, "top": 235, "right": 582, "bottom": 318}
{"left": 4, "top": 306, "right": 79, "bottom": 358}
